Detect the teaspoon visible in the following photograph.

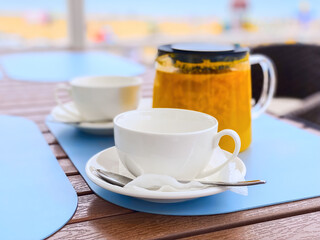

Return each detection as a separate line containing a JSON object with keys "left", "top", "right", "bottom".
{"left": 93, "top": 168, "right": 266, "bottom": 187}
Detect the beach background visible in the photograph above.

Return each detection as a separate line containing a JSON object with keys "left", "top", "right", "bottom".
{"left": 0, "top": 0, "right": 319, "bottom": 63}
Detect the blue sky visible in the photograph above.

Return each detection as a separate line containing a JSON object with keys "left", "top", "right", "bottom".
{"left": 0, "top": 0, "right": 318, "bottom": 20}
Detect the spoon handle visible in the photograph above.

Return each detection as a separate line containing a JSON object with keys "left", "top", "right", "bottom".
{"left": 182, "top": 179, "right": 266, "bottom": 186}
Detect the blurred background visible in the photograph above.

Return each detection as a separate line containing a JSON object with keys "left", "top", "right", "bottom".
{"left": 0, "top": 0, "right": 318, "bottom": 65}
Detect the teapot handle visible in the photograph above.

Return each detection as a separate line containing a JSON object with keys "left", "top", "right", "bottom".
{"left": 250, "top": 54, "right": 277, "bottom": 119}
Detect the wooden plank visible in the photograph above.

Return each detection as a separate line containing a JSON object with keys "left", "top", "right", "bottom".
{"left": 58, "top": 158, "right": 78, "bottom": 176}
{"left": 37, "top": 122, "right": 50, "bottom": 133}
{"left": 279, "top": 117, "right": 305, "bottom": 128}
{"left": 304, "top": 127, "right": 320, "bottom": 136}
{"left": 0, "top": 80, "right": 57, "bottom": 87}
{"left": 0, "top": 85, "right": 54, "bottom": 90}
{"left": 50, "top": 144, "right": 68, "bottom": 159}
{"left": 68, "top": 175, "right": 92, "bottom": 195}
{"left": 0, "top": 88, "right": 55, "bottom": 95}
{"left": 0, "top": 80, "right": 56, "bottom": 86}
{"left": 48, "top": 197, "right": 320, "bottom": 240}
{"left": 43, "top": 132, "right": 58, "bottom": 144}
{"left": 0, "top": 99, "right": 56, "bottom": 108}
{"left": 0, "top": 93, "right": 57, "bottom": 102}
{"left": 70, "top": 194, "right": 133, "bottom": 224}
{"left": 0, "top": 105, "right": 52, "bottom": 116}
{"left": 181, "top": 211, "right": 320, "bottom": 240}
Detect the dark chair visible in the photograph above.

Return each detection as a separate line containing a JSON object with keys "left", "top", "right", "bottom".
{"left": 250, "top": 43, "right": 320, "bottom": 127}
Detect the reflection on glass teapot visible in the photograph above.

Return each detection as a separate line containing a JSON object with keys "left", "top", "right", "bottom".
{"left": 152, "top": 43, "right": 276, "bottom": 152}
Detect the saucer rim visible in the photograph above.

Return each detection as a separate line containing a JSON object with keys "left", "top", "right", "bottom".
{"left": 50, "top": 102, "right": 114, "bottom": 129}
{"left": 85, "top": 146, "right": 246, "bottom": 200}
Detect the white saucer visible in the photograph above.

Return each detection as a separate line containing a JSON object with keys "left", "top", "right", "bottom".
{"left": 85, "top": 146, "right": 246, "bottom": 203}
{"left": 50, "top": 98, "right": 153, "bottom": 135}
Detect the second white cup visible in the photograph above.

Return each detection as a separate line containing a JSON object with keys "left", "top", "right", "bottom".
{"left": 55, "top": 76, "right": 142, "bottom": 122}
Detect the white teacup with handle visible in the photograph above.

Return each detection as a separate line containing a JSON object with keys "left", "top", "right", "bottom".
{"left": 54, "top": 76, "right": 142, "bottom": 122}
{"left": 114, "top": 108, "right": 241, "bottom": 180}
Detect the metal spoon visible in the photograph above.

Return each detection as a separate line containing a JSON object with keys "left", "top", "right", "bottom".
{"left": 93, "top": 168, "right": 266, "bottom": 187}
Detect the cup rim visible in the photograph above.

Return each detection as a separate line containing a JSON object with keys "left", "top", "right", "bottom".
{"left": 114, "top": 108, "right": 218, "bottom": 136}
{"left": 70, "top": 75, "right": 142, "bottom": 88}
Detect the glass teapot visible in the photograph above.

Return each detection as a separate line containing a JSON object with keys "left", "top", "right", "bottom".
{"left": 152, "top": 43, "right": 276, "bottom": 152}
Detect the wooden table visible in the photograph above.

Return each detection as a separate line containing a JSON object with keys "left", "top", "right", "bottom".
{"left": 1, "top": 67, "right": 320, "bottom": 240}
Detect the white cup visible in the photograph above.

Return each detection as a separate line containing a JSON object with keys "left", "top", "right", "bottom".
{"left": 114, "top": 108, "right": 241, "bottom": 180}
{"left": 55, "top": 76, "right": 142, "bottom": 121}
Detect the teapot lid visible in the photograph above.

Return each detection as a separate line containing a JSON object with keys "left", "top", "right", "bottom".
{"left": 171, "top": 43, "right": 236, "bottom": 53}
{"left": 158, "top": 43, "right": 248, "bottom": 62}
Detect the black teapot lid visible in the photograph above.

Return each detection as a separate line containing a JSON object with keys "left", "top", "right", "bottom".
{"left": 158, "top": 43, "right": 248, "bottom": 63}
{"left": 172, "top": 43, "right": 235, "bottom": 53}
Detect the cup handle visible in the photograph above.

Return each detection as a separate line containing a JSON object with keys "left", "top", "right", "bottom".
{"left": 250, "top": 54, "right": 277, "bottom": 119}
{"left": 197, "top": 129, "right": 241, "bottom": 178}
{"left": 54, "top": 84, "right": 80, "bottom": 118}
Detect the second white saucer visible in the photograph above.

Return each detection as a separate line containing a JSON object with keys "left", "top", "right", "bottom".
{"left": 50, "top": 101, "right": 113, "bottom": 134}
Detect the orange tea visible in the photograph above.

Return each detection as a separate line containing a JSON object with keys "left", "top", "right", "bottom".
{"left": 153, "top": 54, "right": 252, "bottom": 152}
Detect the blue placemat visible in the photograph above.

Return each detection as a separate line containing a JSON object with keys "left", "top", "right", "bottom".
{"left": 46, "top": 114, "right": 320, "bottom": 216}
{"left": 0, "top": 116, "right": 78, "bottom": 239}
{"left": 0, "top": 51, "right": 145, "bottom": 82}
